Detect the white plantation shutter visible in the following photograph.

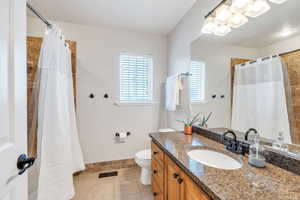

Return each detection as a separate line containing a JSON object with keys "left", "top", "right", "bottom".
{"left": 120, "top": 53, "right": 153, "bottom": 102}
{"left": 190, "top": 61, "right": 205, "bottom": 102}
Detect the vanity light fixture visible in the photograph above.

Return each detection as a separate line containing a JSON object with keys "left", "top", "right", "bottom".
{"left": 201, "top": 17, "right": 217, "bottom": 34}
{"left": 214, "top": 24, "right": 232, "bottom": 36}
{"left": 215, "top": 4, "right": 232, "bottom": 24}
{"left": 228, "top": 13, "right": 249, "bottom": 28}
{"left": 231, "top": 0, "right": 253, "bottom": 13}
{"left": 201, "top": 0, "right": 288, "bottom": 36}
{"left": 245, "top": 0, "right": 271, "bottom": 18}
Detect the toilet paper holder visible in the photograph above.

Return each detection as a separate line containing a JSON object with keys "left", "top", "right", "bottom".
{"left": 116, "top": 132, "right": 131, "bottom": 137}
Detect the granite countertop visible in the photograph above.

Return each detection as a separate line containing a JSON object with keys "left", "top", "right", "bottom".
{"left": 150, "top": 131, "right": 300, "bottom": 200}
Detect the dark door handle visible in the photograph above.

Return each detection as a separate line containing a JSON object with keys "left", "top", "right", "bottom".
{"left": 153, "top": 192, "right": 158, "bottom": 196}
{"left": 177, "top": 178, "right": 183, "bottom": 184}
{"left": 17, "top": 154, "right": 35, "bottom": 175}
{"left": 153, "top": 151, "right": 158, "bottom": 155}
{"left": 173, "top": 173, "right": 179, "bottom": 179}
{"left": 153, "top": 170, "right": 158, "bottom": 174}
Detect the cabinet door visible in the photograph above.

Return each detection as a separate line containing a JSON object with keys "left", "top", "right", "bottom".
{"left": 152, "top": 158, "right": 164, "bottom": 192}
{"left": 165, "top": 156, "right": 181, "bottom": 200}
{"left": 152, "top": 141, "right": 164, "bottom": 167}
{"left": 152, "top": 180, "right": 164, "bottom": 200}
{"left": 180, "top": 173, "right": 210, "bottom": 200}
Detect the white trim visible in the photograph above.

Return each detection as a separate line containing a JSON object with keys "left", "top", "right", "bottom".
{"left": 191, "top": 99, "right": 209, "bottom": 104}
{"left": 114, "top": 101, "right": 159, "bottom": 107}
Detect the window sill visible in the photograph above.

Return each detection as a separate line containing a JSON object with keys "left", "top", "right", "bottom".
{"left": 191, "top": 100, "right": 209, "bottom": 104}
{"left": 114, "top": 101, "right": 160, "bottom": 107}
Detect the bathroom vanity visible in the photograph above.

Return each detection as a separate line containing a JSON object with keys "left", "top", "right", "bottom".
{"left": 151, "top": 141, "right": 209, "bottom": 200}
{"left": 150, "top": 131, "right": 300, "bottom": 200}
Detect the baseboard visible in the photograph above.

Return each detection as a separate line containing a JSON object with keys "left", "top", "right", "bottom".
{"left": 83, "top": 158, "right": 137, "bottom": 173}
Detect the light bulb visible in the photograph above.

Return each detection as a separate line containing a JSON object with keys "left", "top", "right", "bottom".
{"left": 231, "top": 0, "right": 253, "bottom": 13}
{"left": 245, "top": 0, "right": 270, "bottom": 18}
{"left": 215, "top": 4, "right": 232, "bottom": 24}
{"left": 201, "top": 17, "right": 217, "bottom": 34}
{"left": 228, "top": 13, "right": 248, "bottom": 28}
{"left": 214, "top": 24, "right": 232, "bottom": 36}
{"left": 269, "top": 0, "right": 288, "bottom": 4}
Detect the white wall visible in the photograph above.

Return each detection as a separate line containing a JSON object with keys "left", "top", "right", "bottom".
{"left": 167, "top": 0, "right": 218, "bottom": 76}
{"left": 27, "top": 18, "right": 167, "bottom": 163}
{"left": 166, "top": 0, "right": 259, "bottom": 129}
{"left": 260, "top": 34, "right": 300, "bottom": 56}
{"left": 167, "top": 0, "right": 223, "bottom": 129}
{"left": 188, "top": 40, "right": 260, "bottom": 128}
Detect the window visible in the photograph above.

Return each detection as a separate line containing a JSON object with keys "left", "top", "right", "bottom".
{"left": 120, "top": 53, "right": 153, "bottom": 103}
{"left": 190, "top": 61, "right": 205, "bottom": 102}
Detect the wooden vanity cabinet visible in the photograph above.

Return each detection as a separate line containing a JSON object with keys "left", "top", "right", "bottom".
{"left": 152, "top": 142, "right": 165, "bottom": 200}
{"left": 180, "top": 172, "right": 210, "bottom": 200}
{"left": 151, "top": 141, "right": 210, "bottom": 200}
{"left": 165, "top": 155, "right": 182, "bottom": 200}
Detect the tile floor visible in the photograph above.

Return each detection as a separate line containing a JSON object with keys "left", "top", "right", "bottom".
{"left": 72, "top": 167, "right": 153, "bottom": 200}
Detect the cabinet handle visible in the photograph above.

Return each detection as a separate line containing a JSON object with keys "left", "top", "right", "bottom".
{"left": 153, "top": 151, "right": 158, "bottom": 155}
{"left": 177, "top": 178, "right": 183, "bottom": 184}
{"left": 153, "top": 170, "right": 158, "bottom": 174}
{"left": 173, "top": 173, "right": 179, "bottom": 179}
{"left": 153, "top": 192, "right": 158, "bottom": 196}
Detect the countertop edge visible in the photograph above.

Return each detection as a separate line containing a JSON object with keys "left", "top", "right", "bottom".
{"left": 149, "top": 133, "right": 222, "bottom": 200}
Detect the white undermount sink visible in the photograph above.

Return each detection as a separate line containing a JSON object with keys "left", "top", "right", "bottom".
{"left": 187, "top": 149, "right": 242, "bottom": 170}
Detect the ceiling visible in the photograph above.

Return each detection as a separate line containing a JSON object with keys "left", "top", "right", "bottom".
{"left": 27, "top": 0, "right": 196, "bottom": 35}
{"left": 196, "top": 0, "right": 300, "bottom": 48}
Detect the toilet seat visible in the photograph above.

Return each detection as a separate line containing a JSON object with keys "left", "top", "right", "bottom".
{"left": 135, "top": 149, "right": 151, "bottom": 160}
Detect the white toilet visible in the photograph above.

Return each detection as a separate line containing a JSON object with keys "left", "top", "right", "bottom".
{"left": 135, "top": 149, "right": 152, "bottom": 185}
{"left": 135, "top": 128, "right": 175, "bottom": 185}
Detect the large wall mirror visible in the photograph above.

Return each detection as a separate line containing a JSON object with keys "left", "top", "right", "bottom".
{"left": 191, "top": 0, "right": 300, "bottom": 154}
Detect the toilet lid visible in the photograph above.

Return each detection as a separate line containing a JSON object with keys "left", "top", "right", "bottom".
{"left": 135, "top": 149, "right": 151, "bottom": 160}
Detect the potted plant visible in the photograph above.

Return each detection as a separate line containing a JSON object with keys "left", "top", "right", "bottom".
{"left": 198, "top": 112, "right": 212, "bottom": 128}
{"left": 177, "top": 113, "right": 202, "bottom": 135}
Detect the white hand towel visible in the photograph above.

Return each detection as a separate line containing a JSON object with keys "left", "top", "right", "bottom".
{"left": 165, "top": 75, "right": 182, "bottom": 111}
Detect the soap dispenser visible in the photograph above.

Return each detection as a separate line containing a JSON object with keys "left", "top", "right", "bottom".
{"left": 272, "top": 132, "right": 289, "bottom": 152}
{"left": 248, "top": 133, "right": 266, "bottom": 168}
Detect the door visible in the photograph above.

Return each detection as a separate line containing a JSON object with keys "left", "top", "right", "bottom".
{"left": 0, "top": 0, "right": 28, "bottom": 200}
{"left": 165, "top": 156, "right": 181, "bottom": 200}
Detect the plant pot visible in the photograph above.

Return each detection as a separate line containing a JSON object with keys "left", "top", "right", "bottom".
{"left": 184, "top": 126, "right": 192, "bottom": 135}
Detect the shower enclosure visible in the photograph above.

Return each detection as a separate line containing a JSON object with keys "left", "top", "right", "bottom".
{"left": 27, "top": 3, "right": 85, "bottom": 200}
{"left": 231, "top": 56, "right": 292, "bottom": 143}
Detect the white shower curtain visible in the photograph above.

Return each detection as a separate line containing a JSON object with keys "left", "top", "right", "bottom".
{"left": 231, "top": 56, "right": 291, "bottom": 144}
{"left": 36, "top": 27, "right": 85, "bottom": 200}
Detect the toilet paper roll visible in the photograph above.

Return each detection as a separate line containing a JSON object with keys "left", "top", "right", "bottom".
{"left": 119, "top": 132, "right": 127, "bottom": 139}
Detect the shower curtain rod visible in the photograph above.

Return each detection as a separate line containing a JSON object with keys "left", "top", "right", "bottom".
{"left": 27, "top": 3, "right": 52, "bottom": 28}
{"left": 241, "top": 48, "right": 300, "bottom": 66}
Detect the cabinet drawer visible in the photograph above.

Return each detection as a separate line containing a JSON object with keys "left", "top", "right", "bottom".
{"left": 152, "top": 179, "right": 164, "bottom": 200}
{"left": 152, "top": 159, "right": 164, "bottom": 192}
{"left": 151, "top": 141, "right": 164, "bottom": 167}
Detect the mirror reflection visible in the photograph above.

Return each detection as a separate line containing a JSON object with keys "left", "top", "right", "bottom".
{"left": 191, "top": 0, "right": 300, "bottom": 153}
